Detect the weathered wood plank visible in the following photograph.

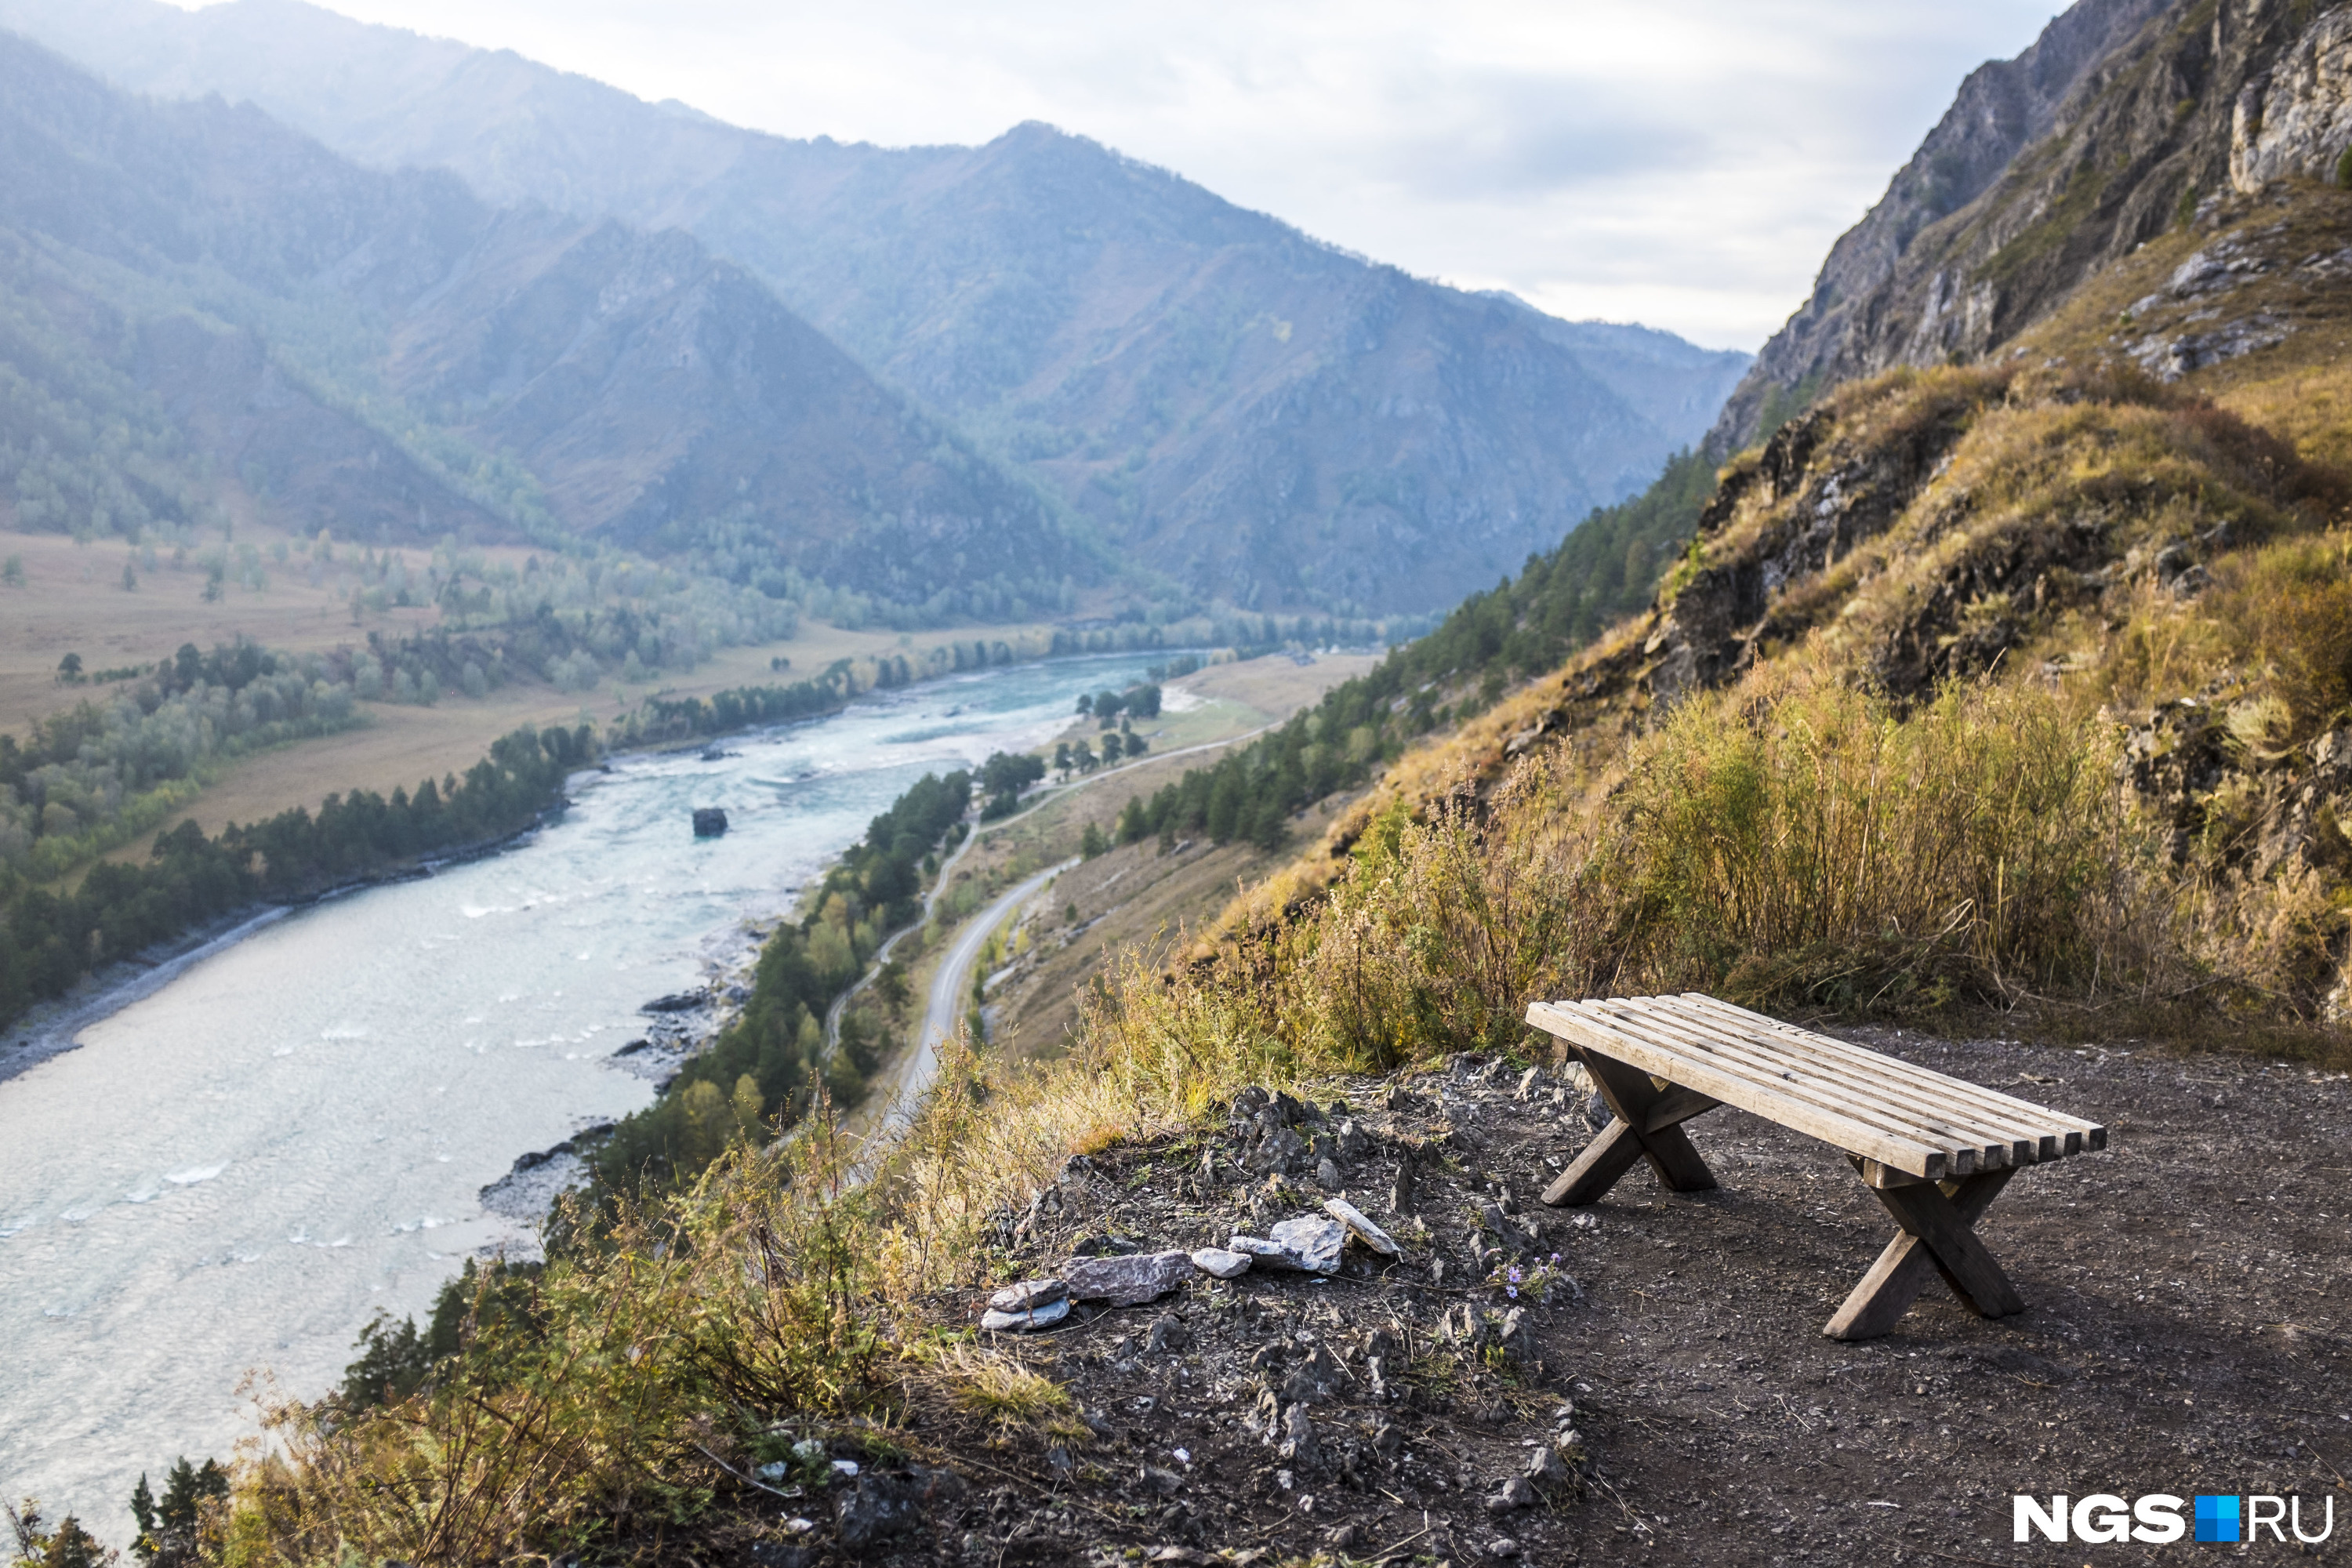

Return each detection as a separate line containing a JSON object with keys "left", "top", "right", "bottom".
{"left": 1526, "top": 1000, "right": 1951, "bottom": 1178}
{"left": 1541, "top": 1117, "right": 1646, "bottom": 1206}
{"left": 1600, "top": 999, "right": 2019, "bottom": 1171}
{"left": 1678, "top": 994, "right": 2105, "bottom": 1149}
{"left": 1581, "top": 1050, "right": 1719, "bottom": 1193}
{"left": 1871, "top": 1175, "right": 2027, "bottom": 1318}
{"left": 1642, "top": 1083, "right": 1721, "bottom": 1133}
{"left": 1671, "top": 995, "right": 2092, "bottom": 1154}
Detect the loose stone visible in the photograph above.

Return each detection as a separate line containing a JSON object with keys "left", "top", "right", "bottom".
{"left": 988, "top": 1277, "right": 1067, "bottom": 1313}
{"left": 979, "top": 1295, "right": 1072, "bottom": 1333}
{"left": 1321, "top": 1196, "right": 1401, "bottom": 1257}
{"left": 1190, "top": 1246, "right": 1252, "bottom": 1279}
{"left": 1268, "top": 1214, "right": 1345, "bottom": 1273}
{"left": 1062, "top": 1248, "right": 1196, "bottom": 1307}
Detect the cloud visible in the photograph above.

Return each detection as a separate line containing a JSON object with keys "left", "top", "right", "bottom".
{"left": 212, "top": 0, "right": 2074, "bottom": 349}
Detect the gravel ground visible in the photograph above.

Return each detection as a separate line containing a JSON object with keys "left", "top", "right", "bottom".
{"left": 681, "top": 1028, "right": 2352, "bottom": 1567}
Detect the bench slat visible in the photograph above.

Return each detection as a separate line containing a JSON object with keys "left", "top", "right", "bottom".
{"left": 1666, "top": 998, "right": 2082, "bottom": 1162}
{"left": 1527, "top": 1000, "right": 1955, "bottom": 1179}
{"left": 1621, "top": 998, "right": 2075, "bottom": 1165}
{"left": 1581, "top": 1000, "right": 2012, "bottom": 1174}
{"left": 1596, "top": 999, "right": 2023, "bottom": 1171}
{"left": 1528, "top": 995, "right": 2103, "bottom": 1180}
{"left": 1675, "top": 996, "right": 2104, "bottom": 1152}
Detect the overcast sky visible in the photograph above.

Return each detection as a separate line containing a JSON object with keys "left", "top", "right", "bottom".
{"left": 185, "top": 1, "right": 2074, "bottom": 350}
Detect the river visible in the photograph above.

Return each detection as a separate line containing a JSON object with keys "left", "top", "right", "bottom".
{"left": 0, "top": 652, "right": 1163, "bottom": 1536}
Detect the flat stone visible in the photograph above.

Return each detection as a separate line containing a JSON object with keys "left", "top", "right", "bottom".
{"left": 1321, "top": 1196, "right": 1401, "bottom": 1257}
{"left": 1269, "top": 1215, "right": 1345, "bottom": 1274}
{"left": 979, "top": 1296, "right": 1071, "bottom": 1333}
{"left": 1486, "top": 1475, "right": 1537, "bottom": 1513}
{"left": 1228, "top": 1234, "right": 1308, "bottom": 1270}
{"left": 1062, "top": 1249, "right": 1195, "bottom": 1307}
{"left": 1190, "top": 1247, "right": 1252, "bottom": 1279}
{"left": 989, "top": 1277, "right": 1068, "bottom": 1312}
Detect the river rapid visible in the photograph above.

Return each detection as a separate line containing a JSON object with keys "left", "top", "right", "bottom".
{"left": 0, "top": 654, "right": 1162, "bottom": 1535}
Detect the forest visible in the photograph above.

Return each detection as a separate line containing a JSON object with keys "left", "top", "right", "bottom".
{"left": 1105, "top": 447, "right": 1719, "bottom": 853}
{"left": 587, "top": 764, "right": 975, "bottom": 1193}
{"left": 0, "top": 724, "right": 592, "bottom": 1034}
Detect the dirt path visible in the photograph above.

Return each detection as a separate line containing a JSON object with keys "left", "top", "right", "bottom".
{"left": 750, "top": 1026, "right": 2352, "bottom": 1568}
{"left": 844, "top": 726, "right": 1277, "bottom": 1152}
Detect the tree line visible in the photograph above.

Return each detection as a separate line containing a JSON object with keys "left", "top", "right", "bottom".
{"left": 1098, "top": 448, "right": 1720, "bottom": 855}
{"left": 0, "top": 725, "right": 591, "bottom": 1035}
{"left": 589, "top": 764, "right": 977, "bottom": 1194}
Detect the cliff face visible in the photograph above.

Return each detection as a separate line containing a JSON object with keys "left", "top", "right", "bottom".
{"left": 1709, "top": 0, "right": 2179, "bottom": 450}
{"left": 2231, "top": 5, "right": 2352, "bottom": 190}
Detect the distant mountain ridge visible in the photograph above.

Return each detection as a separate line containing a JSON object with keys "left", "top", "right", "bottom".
{"left": 0, "top": 0, "right": 1749, "bottom": 616}
{"left": 0, "top": 31, "right": 1101, "bottom": 615}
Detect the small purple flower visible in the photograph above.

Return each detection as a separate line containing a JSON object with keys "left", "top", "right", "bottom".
{"left": 1550, "top": 1252, "right": 1562, "bottom": 1265}
{"left": 1508, "top": 1265, "right": 1523, "bottom": 1284}
{"left": 1506, "top": 1285, "right": 1519, "bottom": 1299}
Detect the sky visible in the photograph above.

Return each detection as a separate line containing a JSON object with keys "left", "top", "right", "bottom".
{"left": 179, "top": 1, "right": 2074, "bottom": 351}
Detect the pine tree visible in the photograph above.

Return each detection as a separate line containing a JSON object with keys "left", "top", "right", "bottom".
{"left": 128, "top": 1473, "right": 156, "bottom": 1565}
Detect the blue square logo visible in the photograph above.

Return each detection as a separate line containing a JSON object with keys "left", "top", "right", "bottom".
{"left": 2194, "top": 1494, "right": 2240, "bottom": 1543}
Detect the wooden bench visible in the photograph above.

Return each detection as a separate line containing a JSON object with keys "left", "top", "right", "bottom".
{"left": 1524, "top": 993, "right": 2105, "bottom": 1341}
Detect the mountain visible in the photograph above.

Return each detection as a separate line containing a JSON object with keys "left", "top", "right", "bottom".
{"left": 0, "top": 31, "right": 1098, "bottom": 614}
{"left": 0, "top": 0, "right": 1751, "bottom": 615}
{"left": 1711, "top": 0, "right": 2343, "bottom": 450}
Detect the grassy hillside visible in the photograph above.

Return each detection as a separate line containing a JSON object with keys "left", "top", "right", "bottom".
{"left": 132, "top": 166, "right": 2352, "bottom": 1566}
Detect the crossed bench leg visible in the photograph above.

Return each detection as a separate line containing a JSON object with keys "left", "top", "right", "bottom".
{"left": 1540, "top": 1045, "right": 1721, "bottom": 1205}
{"left": 1541, "top": 1044, "right": 2028, "bottom": 1341}
{"left": 1824, "top": 1159, "right": 2025, "bottom": 1340}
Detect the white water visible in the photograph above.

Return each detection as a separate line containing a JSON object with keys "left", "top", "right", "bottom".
{"left": 0, "top": 654, "right": 1162, "bottom": 1534}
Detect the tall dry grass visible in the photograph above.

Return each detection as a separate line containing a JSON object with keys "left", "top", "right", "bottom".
{"left": 223, "top": 1110, "right": 891, "bottom": 1566}
{"left": 1283, "top": 664, "right": 2166, "bottom": 1058}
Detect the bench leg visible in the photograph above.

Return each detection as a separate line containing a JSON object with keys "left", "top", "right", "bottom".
{"left": 1824, "top": 1167, "right": 2022, "bottom": 1341}
{"left": 1542, "top": 1047, "right": 1719, "bottom": 1207}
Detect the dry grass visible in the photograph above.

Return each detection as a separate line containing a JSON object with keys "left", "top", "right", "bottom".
{"left": 203, "top": 185, "right": 2352, "bottom": 1564}
{"left": 929, "top": 1343, "right": 1080, "bottom": 1437}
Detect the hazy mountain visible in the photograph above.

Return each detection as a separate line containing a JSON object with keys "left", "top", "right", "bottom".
{"left": 0, "top": 31, "right": 1097, "bottom": 614}
{"left": 0, "top": 0, "right": 1750, "bottom": 615}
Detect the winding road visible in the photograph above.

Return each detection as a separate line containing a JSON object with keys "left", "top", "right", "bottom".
{"left": 845, "top": 722, "right": 1272, "bottom": 1152}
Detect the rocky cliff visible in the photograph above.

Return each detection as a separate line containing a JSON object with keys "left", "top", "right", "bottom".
{"left": 1709, "top": 0, "right": 2176, "bottom": 449}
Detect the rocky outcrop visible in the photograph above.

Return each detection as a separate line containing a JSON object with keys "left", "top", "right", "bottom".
{"left": 1710, "top": 0, "right": 2175, "bottom": 450}
{"left": 2231, "top": 5, "right": 2352, "bottom": 191}
{"left": 1714, "top": 0, "right": 2352, "bottom": 455}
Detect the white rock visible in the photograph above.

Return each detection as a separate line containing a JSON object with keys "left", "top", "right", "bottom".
{"left": 1321, "top": 1196, "right": 1401, "bottom": 1257}
{"left": 1062, "top": 1249, "right": 1196, "bottom": 1306}
{"left": 1269, "top": 1215, "right": 1345, "bottom": 1274}
{"left": 1190, "top": 1247, "right": 1253, "bottom": 1279}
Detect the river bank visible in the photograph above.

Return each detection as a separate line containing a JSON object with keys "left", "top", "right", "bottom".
{"left": 0, "top": 654, "right": 1185, "bottom": 1536}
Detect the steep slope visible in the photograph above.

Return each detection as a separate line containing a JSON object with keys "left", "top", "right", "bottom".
{"left": 0, "top": 33, "right": 1096, "bottom": 613}
{"left": 0, "top": 0, "right": 1751, "bottom": 616}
